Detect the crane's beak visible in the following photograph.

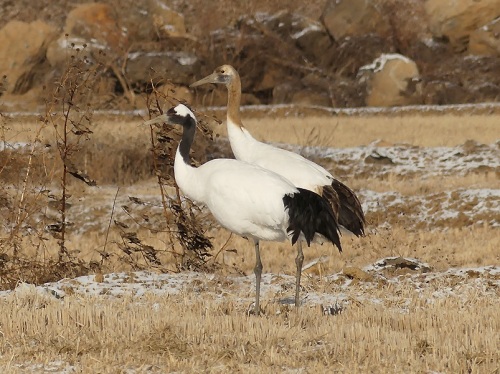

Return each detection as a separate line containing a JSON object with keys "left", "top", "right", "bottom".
{"left": 143, "top": 113, "right": 170, "bottom": 126}
{"left": 190, "top": 72, "right": 219, "bottom": 88}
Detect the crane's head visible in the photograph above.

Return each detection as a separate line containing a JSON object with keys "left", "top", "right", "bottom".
{"left": 190, "top": 64, "right": 238, "bottom": 88}
{"left": 144, "top": 104, "right": 196, "bottom": 128}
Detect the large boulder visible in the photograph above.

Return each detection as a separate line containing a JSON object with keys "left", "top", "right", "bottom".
{"left": 468, "top": 18, "right": 500, "bottom": 55}
{"left": 125, "top": 50, "right": 200, "bottom": 88}
{"left": 47, "top": 3, "right": 128, "bottom": 67}
{"left": 292, "top": 89, "right": 331, "bottom": 107}
{"left": 321, "top": 0, "right": 391, "bottom": 40}
{"left": 358, "top": 54, "right": 421, "bottom": 107}
{"left": 292, "top": 17, "right": 333, "bottom": 67}
{"left": 118, "top": 0, "right": 194, "bottom": 41}
{"left": 0, "top": 20, "right": 57, "bottom": 94}
{"left": 148, "top": 0, "right": 189, "bottom": 39}
{"left": 255, "top": 11, "right": 333, "bottom": 66}
{"left": 425, "top": 0, "right": 500, "bottom": 52}
{"left": 254, "top": 65, "right": 289, "bottom": 92}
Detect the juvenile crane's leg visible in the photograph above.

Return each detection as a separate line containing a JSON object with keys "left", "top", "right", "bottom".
{"left": 253, "top": 239, "right": 263, "bottom": 314}
{"left": 295, "top": 242, "right": 304, "bottom": 307}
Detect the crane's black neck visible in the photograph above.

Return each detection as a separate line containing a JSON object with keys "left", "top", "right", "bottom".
{"left": 178, "top": 115, "right": 196, "bottom": 165}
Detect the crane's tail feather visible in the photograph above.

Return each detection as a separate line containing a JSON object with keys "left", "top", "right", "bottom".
{"left": 283, "top": 188, "right": 342, "bottom": 252}
{"left": 323, "top": 180, "right": 366, "bottom": 237}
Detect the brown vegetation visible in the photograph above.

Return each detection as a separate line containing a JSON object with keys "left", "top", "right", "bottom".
{"left": 0, "top": 266, "right": 498, "bottom": 372}
{"left": 1, "top": 105, "right": 499, "bottom": 371}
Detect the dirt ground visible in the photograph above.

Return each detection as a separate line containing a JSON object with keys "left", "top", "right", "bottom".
{"left": 0, "top": 107, "right": 499, "bottom": 372}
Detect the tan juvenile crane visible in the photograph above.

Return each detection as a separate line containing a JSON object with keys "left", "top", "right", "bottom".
{"left": 191, "top": 65, "right": 366, "bottom": 304}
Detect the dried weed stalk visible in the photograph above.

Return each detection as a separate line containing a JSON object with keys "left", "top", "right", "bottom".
{"left": 0, "top": 97, "right": 54, "bottom": 262}
{"left": 43, "top": 44, "right": 100, "bottom": 261}
{"left": 0, "top": 45, "right": 103, "bottom": 287}
{"left": 140, "top": 82, "right": 217, "bottom": 271}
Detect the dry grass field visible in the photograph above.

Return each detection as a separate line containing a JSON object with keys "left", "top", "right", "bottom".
{"left": 0, "top": 109, "right": 499, "bottom": 373}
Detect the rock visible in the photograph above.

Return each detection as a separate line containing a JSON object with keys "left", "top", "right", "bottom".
{"left": 358, "top": 53, "right": 422, "bottom": 107}
{"left": 421, "top": 55, "right": 500, "bottom": 105}
{"left": 268, "top": 11, "right": 333, "bottom": 65}
{"left": 192, "top": 86, "right": 227, "bottom": 107}
{"left": 0, "top": 75, "right": 6, "bottom": 95}
{"left": 371, "top": 257, "right": 432, "bottom": 274}
{"left": 382, "top": 0, "right": 433, "bottom": 49}
{"left": 254, "top": 66, "right": 289, "bottom": 92}
{"left": 0, "top": 20, "right": 57, "bottom": 94}
{"left": 293, "top": 20, "right": 333, "bottom": 65}
{"left": 157, "top": 83, "right": 193, "bottom": 104}
{"left": 119, "top": 0, "right": 195, "bottom": 41}
{"left": 47, "top": 3, "right": 127, "bottom": 67}
{"left": 126, "top": 50, "right": 199, "bottom": 88}
{"left": 365, "top": 151, "right": 394, "bottom": 165}
{"left": 292, "top": 89, "right": 331, "bottom": 107}
{"left": 192, "top": 88, "right": 260, "bottom": 107}
{"left": 148, "top": 0, "right": 189, "bottom": 39}
{"left": 66, "top": 3, "right": 127, "bottom": 49}
{"left": 342, "top": 267, "right": 373, "bottom": 282}
{"left": 469, "top": 18, "right": 500, "bottom": 56}
{"left": 272, "top": 81, "right": 302, "bottom": 104}
{"left": 422, "top": 80, "right": 469, "bottom": 105}
{"left": 321, "top": 0, "right": 391, "bottom": 40}
{"left": 0, "top": 85, "right": 48, "bottom": 112}
{"left": 241, "top": 93, "right": 261, "bottom": 105}
{"left": 243, "top": 12, "right": 332, "bottom": 89}
{"left": 425, "top": 0, "right": 500, "bottom": 52}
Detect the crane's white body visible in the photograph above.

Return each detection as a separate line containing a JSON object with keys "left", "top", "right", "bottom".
{"left": 227, "top": 118, "right": 334, "bottom": 194}
{"left": 189, "top": 64, "right": 365, "bottom": 237}
{"left": 174, "top": 147, "right": 298, "bottom": 243}
{"left": 146, "top": 103, "right": 343, "bottom": 313}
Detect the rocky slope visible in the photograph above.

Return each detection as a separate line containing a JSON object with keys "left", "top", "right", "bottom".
{"left": 1, "top": 0, "right": 500, "bottom": 111}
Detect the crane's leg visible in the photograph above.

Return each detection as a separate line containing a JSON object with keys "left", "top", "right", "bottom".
{"left": 253, "top": 239, "right": 263, "bottom": 315}
{"left": 295, "top": 241, "right": 304, "bottom": 307}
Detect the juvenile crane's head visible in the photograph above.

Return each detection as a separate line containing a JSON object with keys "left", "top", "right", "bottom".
{"left": 144, "top": 104, "right": 196, "bottom": 128}
{"left": 190, "top": 64, "right": 239, "bottom": 88}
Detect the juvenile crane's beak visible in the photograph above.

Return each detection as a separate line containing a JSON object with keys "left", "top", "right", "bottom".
{"left": 190, "top": 72, "right": 219, "bottom": 88}
{"left": 143, "top": 113, "right": 169, "bottom": 126}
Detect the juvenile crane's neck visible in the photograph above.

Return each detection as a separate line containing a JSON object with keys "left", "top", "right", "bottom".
{"left": 227, "top": 75, "right": 243, "bottom": 129}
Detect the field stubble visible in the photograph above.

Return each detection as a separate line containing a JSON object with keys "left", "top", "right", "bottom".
{"left": 0, "top": 111, "right": 499, "bottom": 372}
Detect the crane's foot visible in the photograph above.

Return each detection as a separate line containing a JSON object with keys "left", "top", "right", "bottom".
{"left": 247, "top": 302, "right": 263, "bottom": 316}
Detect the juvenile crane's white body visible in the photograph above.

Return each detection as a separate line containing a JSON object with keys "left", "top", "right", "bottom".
{"left": 145, "top": 104, "right": 342, "bottom": 314}
{"left": 191, "top": 64, "right": 366, "bottom": 237}
{"left": 227, "top": 123, "right": 332, "bottom": 193}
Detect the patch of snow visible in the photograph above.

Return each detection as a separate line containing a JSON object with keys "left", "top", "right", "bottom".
{"left": 154, "top": 0, "right": 172, "bottom": 11}
{"left": 15, "top": 361, "right": 77, "bottom": 373}
{"left": 422, "top": 37, "right": 440, "bottom": 48}
{"left": 359, "top": 53, "right": 413, "bottom": 73}
{"left": 127, "top": 51, "right": 197, "bottom": 66}
{"left": 357, "top": 188, "right": 500, "bottom": 229}
{"left": 1, "top": 263, "right": 499, "bottom": 316}
{"left": 6, "top": 102, "right": 500, "bottom": 119}
{"left": 58, "top": 37, "right": 107, "bottom": 51}
{"left": 254, "top": 12, "right": 282, "bottom": 23}
{"left": 291, "top": 23, "right": 322, "bottom": 40}
{"left": 297, "top": 141, "right": 500, "bottom": 179}
{"left": 0, "top": 141, "right": 30, "bottom": 151}
{"left": 363, "top": 257, "right": 431, "bottom": 273}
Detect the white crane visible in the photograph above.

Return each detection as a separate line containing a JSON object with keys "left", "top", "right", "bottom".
{"left": 190, "top": 64, "right": 366, "bottom": 239}
{"left": 145, "top": 104, "right": 342, "bottom": 314}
